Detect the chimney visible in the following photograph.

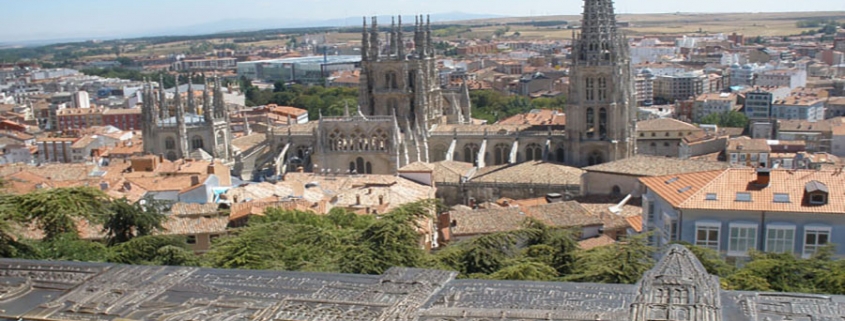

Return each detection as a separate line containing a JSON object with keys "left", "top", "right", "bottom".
{"left": 545, "top": 193, "right": 563, "bottom": 203}
{"left": 99, "top": 181, "right": 109, "bottom": 191}
{"left": 755, "top": 168, "right": 771, "bottom": 187}
{"left": 207, "top": 160, "right": 216, "bottom": 175}
{"left": 123, "top": 181, "right": 132, "bottom": 191}
{"left": 159, "top": 154, "right": 164, "bottom": 163}
{"left": 191, "top": 175, "right": 200, "bottom": 186}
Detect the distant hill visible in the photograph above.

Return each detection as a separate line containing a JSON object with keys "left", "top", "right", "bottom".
{"left": 0, "top": 12, "right": 505, "bottom": 47}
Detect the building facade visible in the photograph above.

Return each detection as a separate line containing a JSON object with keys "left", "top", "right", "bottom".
{"left": 264, "top": 2, "right": 636, "bottom": 180}
{"left": 140, "top": 75, "right": 234, "bottom": 163}
{"left": 642, "top": 168, "right": 845, "bottom": 260}
{"left": 3, "top": 244, "right": 845, "bottom": 321}
{"left": 563, "top": 0, "right": 637, "bottom": 166}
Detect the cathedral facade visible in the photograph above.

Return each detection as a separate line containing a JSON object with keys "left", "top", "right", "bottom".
{"left": 141, "top": 75, "right": 234, "bottom": 164}
{"left": 268, "top": 0, "right": 636, "bottom": 177}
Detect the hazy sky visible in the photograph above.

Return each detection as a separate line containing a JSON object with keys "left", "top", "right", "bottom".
{"left": 1, "top": 0, "right": 844, "bottom": 42}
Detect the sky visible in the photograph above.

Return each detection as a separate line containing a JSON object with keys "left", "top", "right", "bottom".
{"left": 1, "top": 0, "right": 844, "bottom": 42}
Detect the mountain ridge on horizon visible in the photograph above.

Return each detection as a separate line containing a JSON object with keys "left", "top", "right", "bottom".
{"left": 2, "top": 9, "right": 844, "bottom": 48}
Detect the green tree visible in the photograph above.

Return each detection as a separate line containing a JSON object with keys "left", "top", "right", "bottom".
{"left": 676, "top": 242, "right": 735, "bottom": 277}
{"left": 30, "top": 233, "right": 110, "bottom": 262}
{"left": 567, "top": 234, "right": 655, "bottom": 284}
{"left": 102, "top": 197, "right": 167, "bottom": 246}
{"left": 11, "top": 187, "right": 109, "bottom": 241}
{"left": 110, "top": 235, "right": 198, "bottom": 266}
{"left": 699, "top": 110, "right": 748, "bottom": 128}
{"left": 489, "top": 260, "right": 558, "bottom": 281}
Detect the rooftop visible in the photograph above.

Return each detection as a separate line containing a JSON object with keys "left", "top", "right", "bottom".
{"left": 582, "top": 155, "right": 731, "bottom": 177}
{"left": 449, "top": 201, "right": 600, "bottom": 236}
{"left": 641, "top": 168, "right": 845, "bottom": 214}
{"left": 471, "top": 161, "right": 583, "bottom": 185}
{"left": 637, "top": 118, "right": 700, "bottom": 132}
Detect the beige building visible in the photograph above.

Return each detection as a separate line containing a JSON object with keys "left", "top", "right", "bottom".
{"left": 581, "top": 155, "right": 731, "bottom": 197}
{"left": 636, "top": 118, "right": 701, "bottom": 157}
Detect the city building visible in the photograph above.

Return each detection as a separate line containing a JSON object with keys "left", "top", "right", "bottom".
{"left": 634, "top": 69, "right": 655, "bottom": 106}
{"left": 692, "top": 93, "right": 737, "bottom": 123}
{"left": 140, "top": 75, "right": 234, "bottom": 163}
{"left": 55, "top": 107, "right": 103, "bottom": 131}
{"left": 636, "top": 118, "right": 701, "bottom": 157}
{"left": 101, "top": 108, "right": 142, "bottom": 131}
{"left": 237, "top": 56, "right": 361, "bottom": 84}
{"left": 756, "top": 68, "right": 807, "bottom": 89}
{"left": 171, "top": 57, "right": 237, "bottom": 71}
{"left": 725, "top": 138, "right": 770, "bottom": 168}
{"left": 642, "top": 168, "right": 845, "bottom": 260}
{"left": 771, "top": 91, "right": 826, "bottom": 122}
{"left": 743, "top": 87, "right": 791, "bottom": 120}
{"left": 654, "top": 72, "right": 709, "bottom": 104}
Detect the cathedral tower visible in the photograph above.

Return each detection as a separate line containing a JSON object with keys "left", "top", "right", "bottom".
{"left": 565, "top": 0, "right": 636, "bottom": 167}
{"left": 358, "top": 15, "right": 442, "bottom": 134}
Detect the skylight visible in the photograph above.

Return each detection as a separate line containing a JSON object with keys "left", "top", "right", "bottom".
{"left": 665, "top": 177, "right": 680, "bottom": 184}
{"left": 677, "top": 186, "right": 692, "bottom": 193}
{"left": 773, "top": 193, "right": 790, "bottom": 203}
{"left": 705, "top": 193, "right": 718, "bottom": 201}
{"left": 736, "top": 192, "right": 752, "bottom": 202}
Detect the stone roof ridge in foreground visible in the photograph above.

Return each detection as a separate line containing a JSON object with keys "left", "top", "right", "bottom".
{"left": 2, "top": 244, "right": 845, "bottom": 320}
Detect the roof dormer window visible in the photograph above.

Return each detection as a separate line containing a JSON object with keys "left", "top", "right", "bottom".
{"left": 804, "top": 180, "right": 828, "bottom": 205}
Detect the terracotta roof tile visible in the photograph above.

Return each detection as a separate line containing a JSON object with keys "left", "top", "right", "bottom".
{"left": 637, "top": 118, "right": 700, "bottom": 132}
{"left": 578, "top": 234, "right": 617, "bottom": 250}
{"left": 643, "top": 168, "right": 845, "bottom": 214}
{"left": 583, "top": 155, "right": 731, "bottom": 177}
{"left": 433, "top": 161, "right": 475, "bottom": 183}
{"left": 399, "top": 162, "right": 435, "bottom": 172}
{"left": 639, "top": 170, "right": 726, "bottom": 208}
{"left": 450, "top": 201, "right": 601, "bottom": 236}
{"left": 471, "top": 161, "right": 583, "bottom": 185}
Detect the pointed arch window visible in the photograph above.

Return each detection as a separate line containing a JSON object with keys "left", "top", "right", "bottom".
{"left": 585, "top": 78, "right": 595, "bottom": 101}
{"left": 494, "top": 143, "right": 510, "bottom": 165}
{"left": 599, "top": 108, "right": 608, "bottom": 139}
{"left": 356, "top": 157, "right": 365, "bottom": 174}
{"left": 165, "top": 137, "right": 176, "bottom": 150}
{"left": 464, "top": 143, "right": 480, "bottom": 165}
{"left": 555, "top": 147, "right": 565, "bottom": 163}
{"left": 385, "top": 71, "right": 398, "bottom": 89}
{"left": 525, "top": 143, "right": 543, "bottom": 162}
{"left": 586, "top": 107, "right": 595, "bottom": 139}
{"left": 598, "top": 77, "right": 607, "bottom": 101}
{"left": 191, "top": 136, "right": 204, "bottom": 150}
{"left": 588, "top": 151, "right": 604, "bottom": 166}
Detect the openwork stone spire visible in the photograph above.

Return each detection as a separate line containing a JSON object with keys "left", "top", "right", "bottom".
{"left": 575, "top": 0, "right": 621, "bottom": 64}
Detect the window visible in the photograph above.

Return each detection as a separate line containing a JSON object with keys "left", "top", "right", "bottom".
{"left": 186, "top": 235, "right": 197, "bottom": 244}
{"left": 729, "top": 223, "right": 758, "bottom": 257}
{"left": 773, "top": 193, "right": 790, "bottom": 203}
{"left": 165, "top": 137, "right": 176, "bottom": 150}
{"left": 810, "top": 194, "right": 827, "bottom": 205}
{"left": 705, "top": 193, "right": 718, "bottom": 201}
{"left": 736, "top": 192, "right": 752, "bottom": 202}
{"left": 765, "top": 225, "right": 795, "bottom": 253}
{"left": 695, "top": 222, "right": 720, "bottom": 251}
{"left": 191, "top": 136, "right": 204, "bottom": 150}
{"left": 803, "top": 226, "right": 831, "bottom": 258}
{"left": 663, "top": 213, "right": 678, "bottom": 241}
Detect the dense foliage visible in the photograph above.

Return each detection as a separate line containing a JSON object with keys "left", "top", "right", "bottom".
{"left": 1, "top": 189, "right": 845, "bottom": 295}
{"left": 470, "top": 90, "right": 566, "bottom": 123}
{"left": 699, "top": 110, "right": 749, "bottom": 129}
{"left": 242, "top": 79, "right": 358, "bottom": 120}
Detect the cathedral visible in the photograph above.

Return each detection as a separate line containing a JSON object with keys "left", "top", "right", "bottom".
{"left": 140, "top": 75, "right": 234, "bottom": 164}
{"left": 268, "top": 0, "right": 636, "bottom": 176}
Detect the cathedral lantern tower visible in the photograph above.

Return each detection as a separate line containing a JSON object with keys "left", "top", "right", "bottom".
{"left": 565, "top": 0, "right": 636, "bottom": 167}
{"left": 358, "top": 15, "right": 441, "bottom": 134}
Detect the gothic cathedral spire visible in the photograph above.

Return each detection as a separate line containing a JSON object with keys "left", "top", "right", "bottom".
{"left": 564, "top": 0, "right": 636, "bottom": 167}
